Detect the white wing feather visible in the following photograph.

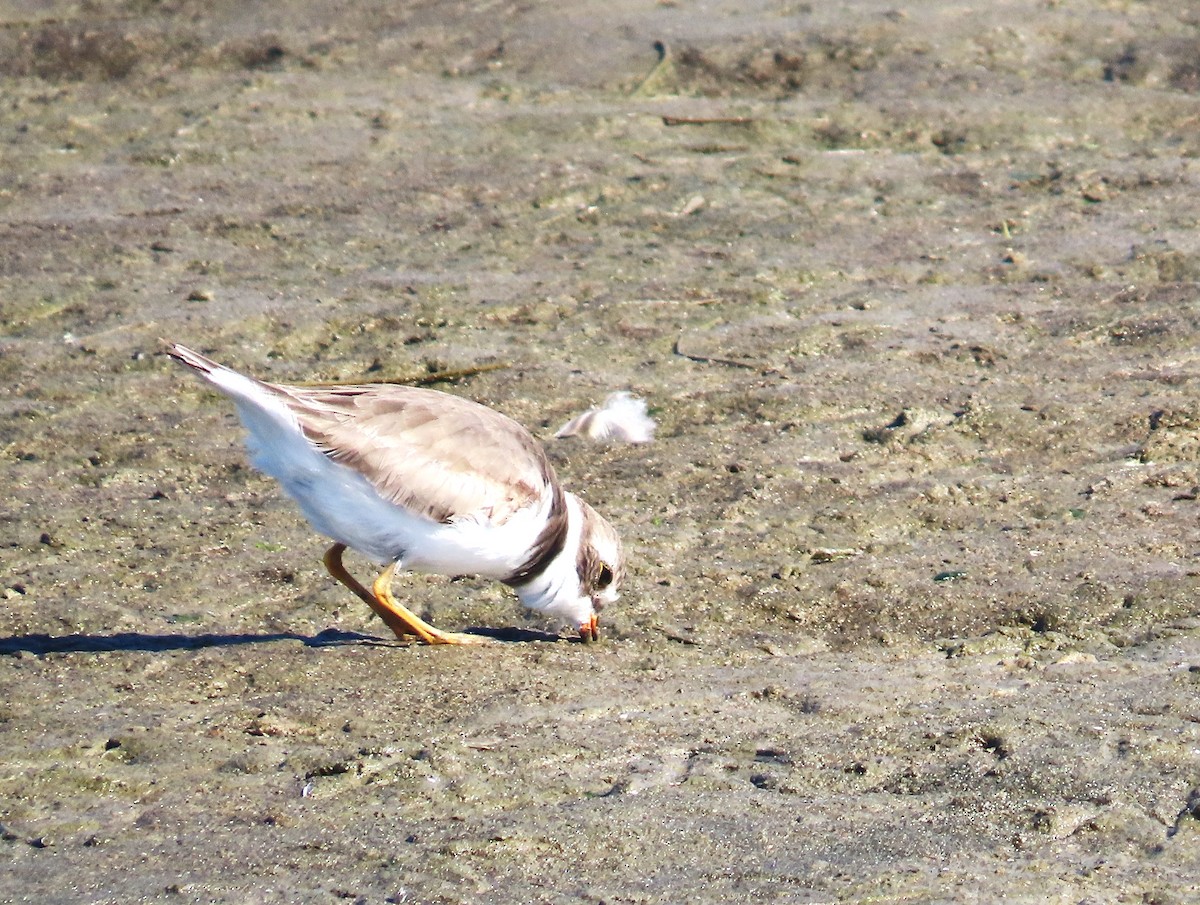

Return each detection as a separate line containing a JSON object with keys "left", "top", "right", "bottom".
{"left": 555, "top": 392, "right": 655, "bottom": 444}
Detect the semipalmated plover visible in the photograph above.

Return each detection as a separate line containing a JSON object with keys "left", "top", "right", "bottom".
{"left": 165, "top": 343, "right": 623, "bottom": 644}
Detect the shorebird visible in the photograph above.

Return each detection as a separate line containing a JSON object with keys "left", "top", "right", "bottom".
{"left": 164, "top": 343, "right": 623, "bottom": 644}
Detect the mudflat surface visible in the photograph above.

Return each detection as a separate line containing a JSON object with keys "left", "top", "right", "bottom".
{"left": 3, "top": 1, "right": 1200, "bottom": 902}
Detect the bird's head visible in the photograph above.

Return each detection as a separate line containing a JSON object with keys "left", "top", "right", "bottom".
{"left": 573, "top": 500, "right": 623, "bottom": 642}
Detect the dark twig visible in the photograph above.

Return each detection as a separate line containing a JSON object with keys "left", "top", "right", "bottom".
{"left": 673, "top": 335, "right": 759, "bottom": 370}
{"left": 661, "top": 115, "right": 755, "bottom": 127}
{"left": 297, "top": 361, "right": 511, "bottom": 387}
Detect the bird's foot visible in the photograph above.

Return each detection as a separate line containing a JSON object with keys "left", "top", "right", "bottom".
{"left": 579, "top": 613, "right": 600, "bottom": 643}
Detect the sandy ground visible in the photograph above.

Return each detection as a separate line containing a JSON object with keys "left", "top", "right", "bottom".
{"left": 3, "top": 0, "right": 1200, "bottom": 902}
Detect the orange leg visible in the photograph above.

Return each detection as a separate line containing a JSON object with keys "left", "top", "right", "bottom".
{"left": 322, "top": 543, "right": 489, "bottom": 645}
{"left": 580, "top": 612, "right": 600, "bottom": 643}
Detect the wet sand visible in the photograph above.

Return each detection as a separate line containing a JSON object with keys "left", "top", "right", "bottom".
{"left": 2, "top": 1, "right": 1200, "bottom": 902}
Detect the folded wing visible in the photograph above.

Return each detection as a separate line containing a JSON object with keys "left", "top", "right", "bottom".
{"left": 282, "top": 384, "right": 556, "bottom": 525}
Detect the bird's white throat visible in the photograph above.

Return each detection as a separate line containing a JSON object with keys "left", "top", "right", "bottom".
{"left": 510, "top": 492, "right": 591, "bottom": 624}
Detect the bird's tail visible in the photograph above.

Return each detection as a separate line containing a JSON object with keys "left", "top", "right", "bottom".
{"left": 161, "top": 340, "right": 279, "bottom": 408}
{"left": 161, "top": 341, "right": 222, "bottom": 376}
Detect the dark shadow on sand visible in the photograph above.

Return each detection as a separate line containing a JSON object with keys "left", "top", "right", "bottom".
{"left": 463, "top": 625, "right": 566, "bottom": 644}
{"left": 0, "top": 625, "right": 567, "bottom": 656}
{"left": 0, "top": 627, "right": 386, "bottom": 656}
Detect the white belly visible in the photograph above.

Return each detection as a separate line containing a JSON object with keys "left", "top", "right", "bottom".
{"left": 235, "top": 397, "right": 545, "bottom": 578}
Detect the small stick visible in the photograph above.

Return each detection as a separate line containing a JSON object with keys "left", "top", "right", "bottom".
{"left": 403, "top": 362, "right": 511, "bottom": 386}
{"left": 661, "top": 115, "right": 755, "bottom": 127}
{"left": 673, "top": 335, "right": 759, "bottom": 370}
{"left": 296, "top": 361, "right": 511, "bottom": 387}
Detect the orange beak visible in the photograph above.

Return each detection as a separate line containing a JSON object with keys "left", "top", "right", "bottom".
{"left": 579, "top": 612, "right": 600, "bottom": 643}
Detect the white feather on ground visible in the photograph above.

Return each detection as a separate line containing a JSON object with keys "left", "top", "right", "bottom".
{"left": 555, "top": 392, "right": 656, "bottom": 444}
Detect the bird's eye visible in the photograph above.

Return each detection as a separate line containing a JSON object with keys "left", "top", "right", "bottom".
{"left": 597, "top": 564, "right": 614, "bottom": 588}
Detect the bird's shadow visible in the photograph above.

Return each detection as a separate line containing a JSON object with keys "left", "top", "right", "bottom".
{"left": 463, "top": 625, "right": 566, "bottom": 644}
{"left": 0, "top": 625, "right": 566, "bottom": 657}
